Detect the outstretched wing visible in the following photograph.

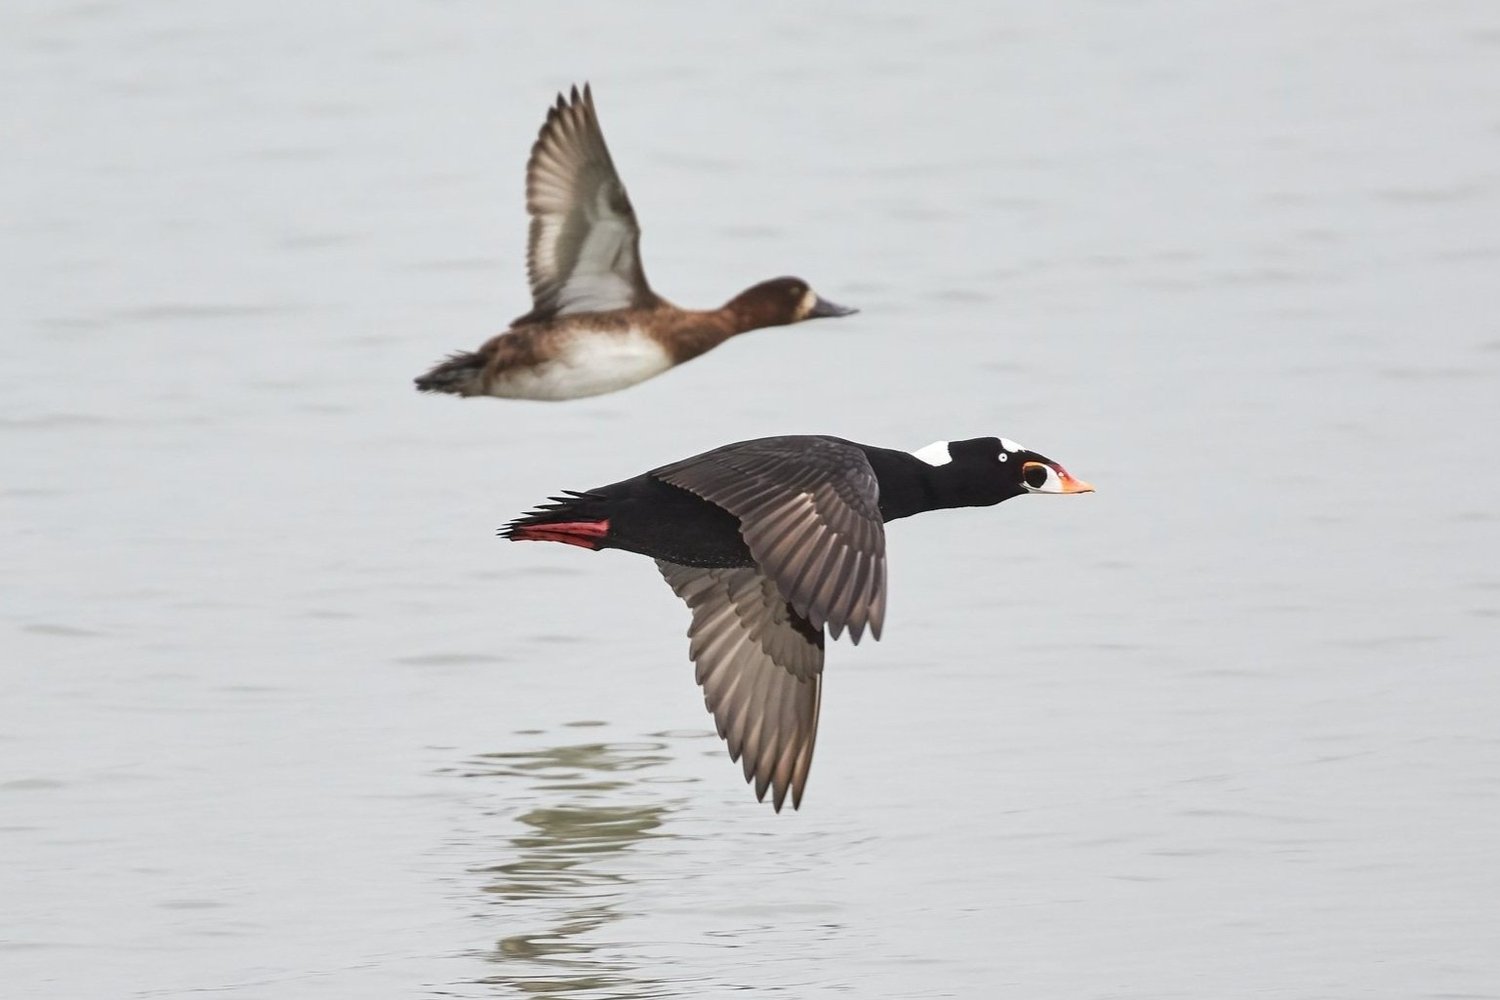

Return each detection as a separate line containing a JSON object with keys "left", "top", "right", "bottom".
{"left": 657, "top": 561, "right": 823, "bottom": 812}
{"left": 654, "top": 436, "right": 887, "bottom": 643}
{"left": 518, "top": 84, "right": 655, "bottom": 324}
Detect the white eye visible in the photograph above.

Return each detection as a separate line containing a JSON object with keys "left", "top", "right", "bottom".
{"left": 1022, "top": 462, "right": 1057, "bottom": 491}
{"left": 997, "top": 452, "right": 1008, "bottom": 463}
{"left": 1019, "top": 460, "right": 1094, "bottom": 495}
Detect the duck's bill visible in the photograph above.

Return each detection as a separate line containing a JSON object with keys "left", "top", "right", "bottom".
{"left": 1055, "top": 470, "right": 1095, "bottom": 493}
{"left": 1021, "top": 461, "right": 1095, "bottom": 495}
{"left": 807, "top": 296, "right": 858, "bottom": 318}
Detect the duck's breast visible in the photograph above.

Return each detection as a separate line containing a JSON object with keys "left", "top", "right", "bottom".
{"left": 487, "top": 325, "right": 675, "bottom": 400}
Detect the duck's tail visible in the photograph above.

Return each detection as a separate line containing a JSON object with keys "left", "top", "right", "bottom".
{"left": 501, "top": 492, "right": 612, "bottom": 550}
{"left": 414, "top": 351, "right": 485, "bottom": 396}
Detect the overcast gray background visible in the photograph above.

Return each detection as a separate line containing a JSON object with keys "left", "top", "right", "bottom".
{"left": 3, "top": 2, "right": 1499, "bottom": 997}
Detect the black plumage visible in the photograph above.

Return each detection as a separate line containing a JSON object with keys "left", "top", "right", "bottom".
{"left": 502, "top": 434, "right": 1093, "bottom": 810}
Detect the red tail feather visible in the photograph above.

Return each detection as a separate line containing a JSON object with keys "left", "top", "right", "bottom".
{"left": 509, "top": 519, "right": 610, "bottom": 550}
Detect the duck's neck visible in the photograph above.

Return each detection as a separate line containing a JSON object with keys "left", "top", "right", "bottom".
{"left": 860, "top": 447, "right": 956, "bottom": 522}
{"left": 663, "top": 296, "right": 785, "bottom": 362}
{"left": 655, "top": 307, "right": 742, "bottom": 364}
{"left": 860, "top": 446, "right": 1021, "bottom": 522}
{"left": 720, "top": 292, "right": 789, "bottom": 335}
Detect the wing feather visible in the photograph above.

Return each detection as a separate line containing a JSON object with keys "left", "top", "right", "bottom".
{"left": 657, "top": 561, "right": 824, "bottom": 811}
{"left": 519, "top": 84, "right": 655, "bottom": 323}
{"left": 654, "top": 436, "right": 887, "bottom": 642}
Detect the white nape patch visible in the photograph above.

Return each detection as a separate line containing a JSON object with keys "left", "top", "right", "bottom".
{"left": 999, "top": 438, "right": 1023, "bottom": 454}
{"left": 911, "top": 440, "right": 953, "bottom": 466}
{"left": 488, "top": 326, "right": 674, "bottom": 401}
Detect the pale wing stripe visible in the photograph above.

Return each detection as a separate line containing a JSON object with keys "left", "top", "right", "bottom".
{"left": 521, "top": 85, "right": 653, "bottom": 321}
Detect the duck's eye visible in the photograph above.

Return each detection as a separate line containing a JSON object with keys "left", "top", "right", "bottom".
{"left": 1023, "top": 464, "right": 1051, "bottom": 490}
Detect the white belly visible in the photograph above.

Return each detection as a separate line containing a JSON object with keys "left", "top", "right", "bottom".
{"left": 487, "top": 327, "right": 676, "bottom": 401}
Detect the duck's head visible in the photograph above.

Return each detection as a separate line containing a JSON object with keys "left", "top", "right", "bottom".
{"left": 911, "top": 436, "right": 1095, "bottom": 508}
{"left": 726, "top": 277, "right": 857, "bottom": 330}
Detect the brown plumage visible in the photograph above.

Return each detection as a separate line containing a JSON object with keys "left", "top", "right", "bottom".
{"left": 414, "top": 84, "right": 856, "bottom": 401}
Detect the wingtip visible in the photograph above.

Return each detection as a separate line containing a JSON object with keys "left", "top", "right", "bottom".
{"left": 766, "top": 776, "right": 788, "bottom": 812}
{"left": 751, "top": 764, "right": 792, "bottom": 813}
{"left": 779, "top": 776, "right": 808, "bottom": 813}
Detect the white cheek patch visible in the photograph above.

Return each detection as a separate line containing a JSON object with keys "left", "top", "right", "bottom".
{"left": 911, "top": 440, "right": 953, "bottom": 466}
{"left": 797, "top": 288, "right": 817, "bottom": 320}
{"left": 999, "top": 438, "right": 1023, "bottom": 454}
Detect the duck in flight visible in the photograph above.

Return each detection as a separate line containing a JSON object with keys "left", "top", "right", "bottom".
{"left": 415, "top": 84, "right": 857, "bottom": 401}
{"left": 502, "top": 434, "right": 1094, "bottom": 810}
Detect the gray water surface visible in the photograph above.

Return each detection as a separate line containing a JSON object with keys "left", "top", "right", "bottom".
{"left": 4, "top": 3, "right": 1500, "bottom": 997}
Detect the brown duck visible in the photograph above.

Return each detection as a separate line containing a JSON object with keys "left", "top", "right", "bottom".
{"left": 414, "top": 84, "right": 856, "bottom": 401}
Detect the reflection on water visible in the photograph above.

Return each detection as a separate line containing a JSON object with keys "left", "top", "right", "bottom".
{"left": 464, "top": 738, "right": 683, "bottom": 998}
{"left": 8, "top": 3, "right": 1500, "bottom": 997}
